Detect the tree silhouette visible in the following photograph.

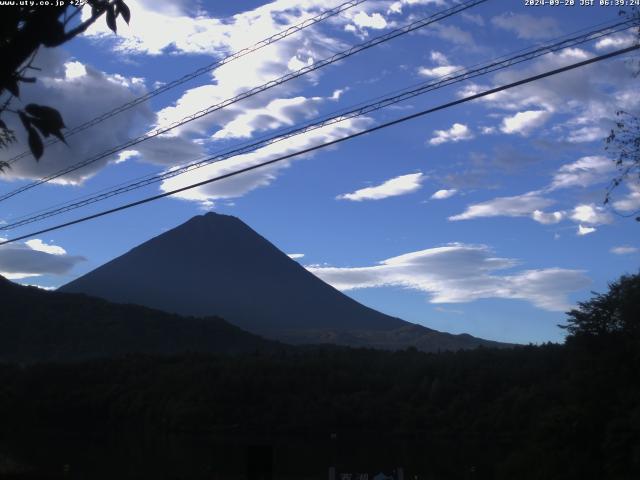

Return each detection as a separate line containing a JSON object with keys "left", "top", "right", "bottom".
{"left": 560, "top": 272, "right": 640, "bottom": 339}
{"left": 603, "top": 7, "right": 640, "bottom": 220}
{"left": 605, "top": 110, "right": 640, "bottom": 221}
{"left": 0, "top": 0, "right": 130, "bottom": 168}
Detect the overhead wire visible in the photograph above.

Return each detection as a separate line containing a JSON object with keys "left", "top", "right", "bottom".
{"left": 5, "top": 0, "right": 371, "bottom": 165}
{"left": 0, "top": 0, "right": 488, "bottom": 203}
{"left": 1, "top": 43, "right": 637, "bottom": 246}
{"left": 1, "top": 17, "right": 636, "bottom": 232}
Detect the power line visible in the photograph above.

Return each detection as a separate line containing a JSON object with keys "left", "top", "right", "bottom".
{"left": 0, "top": 0, "right": 488, "bottom": 203}
{"left": 1, "top": 44, "right": 636, "bottom": 247}
{"left": 5, "top": 0, "right": 370, "bottom": 165}
{"left": 1, "top": 18, "right": 635, "bottom": 232}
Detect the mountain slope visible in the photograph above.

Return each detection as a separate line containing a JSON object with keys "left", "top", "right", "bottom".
{"left": 0, "top": 275, "right": 280, "bottom": 363}
{"left": 60, "top": 213, "right": 508, "bottom": 351}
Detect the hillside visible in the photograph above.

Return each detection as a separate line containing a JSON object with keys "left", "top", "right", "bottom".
{"left": 0, "top": 275, "right": 280, "bottom": 363}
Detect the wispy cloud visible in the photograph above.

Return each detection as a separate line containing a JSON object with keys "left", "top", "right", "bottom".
{"left": 548, "top": 156, "right": 614, "bottom": 191}
{"left": 429, "top": 123, "right": 473, "bottom": 146}
{"left": 491, "top": 12, "right": 561, "bottom": 40}
{"left": 418, "top": 50, "right": 461, "bottom": 78}
{"left": 0, "top": 239, "right": 85, "bottom": 280}
{"left": 449, "top": 192, "right": 552, "bottom": 221}
{"left": 610, "top": 246, "right": 638, "bottom": 255}
{"left": 570, "top": 204, "right": 613, "bottom": 226}
{"left": 160, "top": 117, "right": 373, "bottom": 206}
{"left": 307, "top": 243, "right": 589, "bottom": 311}
{"left": 500, "top": 110, "right": 550, "bottom": 135}
{"left": 431, "top": 189, "right": 457, "bottom": 200}
{"left": 337, "top": 172, "right": 425, "bottom": 201}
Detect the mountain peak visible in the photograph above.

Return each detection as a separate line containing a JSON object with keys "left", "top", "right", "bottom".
{"left": 61, "top": 214, "right": 406, "bottom": 336}
{"left": 60, "top": 215, "right": 505, "bottom": 351}
{"left": 182, "top": 211, "right": 243, "bottom": 228}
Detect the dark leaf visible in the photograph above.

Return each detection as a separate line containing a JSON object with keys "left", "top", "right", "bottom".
{"left": 0, "top": 119, "right": 6, "bottom": 130}
{"left": 116, "top": 0, "right": 131, "bottom": 24}
{"left": 106, "top": 5, "right": 117, "bottom": 33}
{"left": 30, "top": 118, "right": 51, "bottom": 138}
{"left": 25, "top": 104, "right": 66, "bottom": 129}
{"left": 18, "top": 76, "right": 36, "bottom": 83}
{"left": 27, "top": 126, "right": 44, "bottom": 160}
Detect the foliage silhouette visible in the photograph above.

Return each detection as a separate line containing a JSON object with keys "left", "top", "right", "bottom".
{"left": 0, "top": 0, "right": 130, "bottom": 163}
{"left": 604, "top": 7, "right": 640, "bottom": 219}
{"left": 560, "top": 271, "right": 640, "bottom": 340}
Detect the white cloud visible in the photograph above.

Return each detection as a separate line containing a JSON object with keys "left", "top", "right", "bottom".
{"left": 83, "top": 0, "right": 304, "bottom": 55}
{"left": 548, "top": 156, "right": 615, "bottom": 190}
{"left": 351, "top": 11, "right": 387, "bottom": 30}
{"left": 566, "top": 126, "right": 607, "bottom": 143}
{"left": 429, "top": 123, "right": 473, "bottom": 146}
{"left": 500, "top": 110, "right": 550, "bottom": 135}
{"left": 595, "top": 33, "right": 636, "bottom": 51}
{"left": 459, "top": 50, "right": 595, "bottom": 113}
{"left": 114, "top": 150, "right": 141, "bottom": 164}
{"left": 160, "top": 117, "right": 373, "bottom": 205}
{"left": 64, "top": 61, "right": 87, "bottom": 79}
{"left": 307, "top": 243, "right": 589, "bottom": 311}
{"left": 431, "top": 189, "right": 457, "bottom": 200}
{"left": 577, "top": 225, "right": 596, "bottom": 236}
{"left": 212, "top": 96, "right": 321, "bottom": 141}
{"left": 287, "top": 54, "right": 314, "bottom": 72}
{"left": 532, "top": 210, "right": 565, "bottom": 225}
{"left": 141, "top": 0, "right": 359, "bottom": 161}
{"left": 418, "top": 65, "right": 459, "bottom": 78}
{"left": 288, "top": 253, "right": 305, "bottom": 259}
{"left": 449, "top": 192, "right": 553, "bottom": 221}
{"left": 337, "top": 172, "right": 424, "bottom": 201}
{"left": 388, "top": 0, "right": 446, "bottom": 15}
{"left": 611, "top": 246, "right": 638, "bottom": 255}
{"left": 0, "top": 239, "right": 84, "bottom": 280}
{"left": 491, "top": 13, "right": 561, "bottom": 40}
{"left": 570, "top": 204, "right": 613, "bottom": 226}
{"left": 430, "top": 51, "right": 448, "bottom": 65}
{"left": 418, "top": 50, "right": 461, "bottom": 78}
{"left": 456, "top": 47, "right": 636, "bottom": 153}
{"left": 24, "top": 239, "right": 67, "bottom": 256}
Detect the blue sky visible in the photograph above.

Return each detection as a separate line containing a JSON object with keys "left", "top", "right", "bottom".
{"left": 1, "top": 0, "right": 638, "bottom": 344}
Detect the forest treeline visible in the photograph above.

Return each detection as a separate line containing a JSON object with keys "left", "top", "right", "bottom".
{"left": 0, "top": 273, "right": 638, "bottom": 479}
{"left": 1, "top": 339, "right": 638, "bottom": 478}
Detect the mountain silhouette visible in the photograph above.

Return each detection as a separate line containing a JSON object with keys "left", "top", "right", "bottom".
{"left": 0, "top": 274, "right": 280, "bottom": 363}
{"left": 60, "top": 213, "right": 507, "bottom": 351}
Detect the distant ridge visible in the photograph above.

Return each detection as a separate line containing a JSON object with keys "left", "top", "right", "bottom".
{"left": 0, "top": 275, "right": 280, "bottom": 363}
{"left": 60, "top": 213, "right": 509, "bottom": 352}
